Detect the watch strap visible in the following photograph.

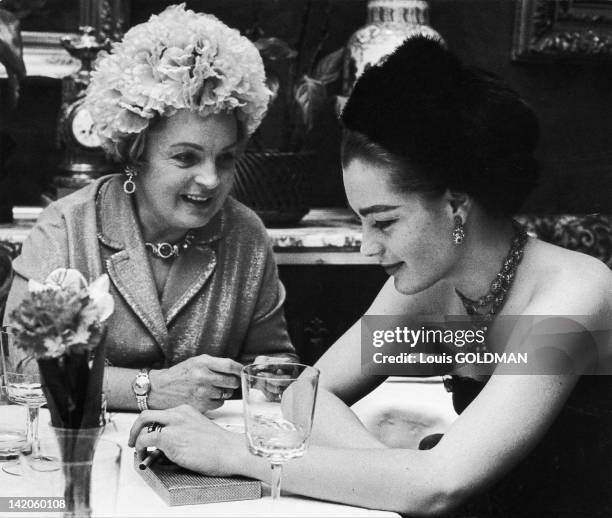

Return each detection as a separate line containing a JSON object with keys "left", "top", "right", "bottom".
{"left": 136, "top": 395, "right": 149, "bottom": 412}
{"left": 133, "top": 368, "right": 151, "bottom": 412}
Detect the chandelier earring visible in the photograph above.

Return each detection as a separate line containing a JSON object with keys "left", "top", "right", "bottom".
{"left": 123, "top": 165, "right": 138, "bottom": 194}
{"left": 452, "top": 215, "right": 465, "bottom": 246}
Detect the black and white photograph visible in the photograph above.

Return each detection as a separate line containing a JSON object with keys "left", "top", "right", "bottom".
{"left": 1, "top": 1, "right": 611, "bottom": 517}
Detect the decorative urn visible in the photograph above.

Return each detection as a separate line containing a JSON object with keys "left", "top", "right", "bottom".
{"left": 343, "top": 0, "right": 443, "bottom": 95}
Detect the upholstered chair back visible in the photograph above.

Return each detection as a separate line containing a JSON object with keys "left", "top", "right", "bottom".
{"left": 516, "top": 214, "right": 612, "bottom": 268}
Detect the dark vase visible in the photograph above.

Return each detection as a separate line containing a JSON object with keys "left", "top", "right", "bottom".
{"left": 38, "top": 344, "right": 107, "bottom": 517}
{"left": 233, "top": 151, "right": 314, "bottom": 227}
{"left": 37, "top": 342, "right": 106, "bottom": 430}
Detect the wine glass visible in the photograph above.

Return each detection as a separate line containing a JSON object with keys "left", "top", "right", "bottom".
{"left": 241, "top": 362, "right": 319, "bottom": 501}
{"left": 0, "top": 331, "right": 27, "bottom": 462}
{"left": 0, "top": 329, "right": 52, "bottom": 475}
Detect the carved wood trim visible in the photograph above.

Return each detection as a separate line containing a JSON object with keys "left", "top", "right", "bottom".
{"left": 513, "top": 0, "right": 612, "bottom": 61}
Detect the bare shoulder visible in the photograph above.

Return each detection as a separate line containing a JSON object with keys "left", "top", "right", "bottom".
{"left": 525, "top": 238, "right": 611, "bottom": 317}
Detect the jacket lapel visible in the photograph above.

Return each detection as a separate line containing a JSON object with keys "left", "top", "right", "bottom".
{"left": 96, "top": 177, "right": 169, "bottom": 348}
{"left": 161, "top": 209, "right": 225, "bottom": 326}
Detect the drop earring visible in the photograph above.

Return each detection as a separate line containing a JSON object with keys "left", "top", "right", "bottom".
{"left": 123, "top": 165, "right": 138, "bottom": 194}
{"left": 452, "top": 215, "right": 465, "bottom": 245}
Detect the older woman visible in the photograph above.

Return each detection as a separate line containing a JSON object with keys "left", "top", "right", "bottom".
{"left": 129, "top": 37, "right": 611, "bottom": 516}
{"left": 4, "top": 5, "right": 296, "bottom": 412}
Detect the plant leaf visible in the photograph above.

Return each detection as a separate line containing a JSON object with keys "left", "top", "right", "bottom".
{"left": 27, "top": 278, "right": 49, "bottom": 293}
{"left": 88, "top": 274, "right": 114, "bottom": 322}
{"left": 0, "top": 1, "right": 48, "bottom": 105}
{"left": 295, "top": 75, "right": 326, "bottom": 131}
{"left": 313, "top": 47, "right": 344, "bottom": 84}
{"left": 0, "top": 9, "right": 26, "bottom": 80}
{"left": 265, "top": 74, "right": 280, "bottom": 104}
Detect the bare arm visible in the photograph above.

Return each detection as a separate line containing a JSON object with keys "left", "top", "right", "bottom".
{"left": 130, "top": 273, "right": 609, "bottom": 515}
{"left": 309, "top": 278, "right": 456, "bottom": 447}
{"left": 308, "top": 388, "right": 387, "bottom": 448}
{"left": 315, "top": 277, "right": 455, "bottom": 404}
{"left": 244, "top": 277, "right": 608, "bottom": 513}
{"left": 129, "top": 371, "right": 578, "bottom": 514}
{"left": 236, "top": 373, "right": 578, "bottom": 514}
{"left": 103, "top": 366, "right": 143, "bottom": 410}
{"left": 315, "top": 278, "right": 411, "bottom": 403}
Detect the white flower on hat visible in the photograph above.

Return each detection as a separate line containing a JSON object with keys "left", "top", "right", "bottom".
{"left": 84, "top": 3, "right": 271, "bottom": 153}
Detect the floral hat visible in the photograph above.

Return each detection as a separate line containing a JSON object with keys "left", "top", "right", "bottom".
{"left": 84, "top": 3, "right": 271, "bottom": 155}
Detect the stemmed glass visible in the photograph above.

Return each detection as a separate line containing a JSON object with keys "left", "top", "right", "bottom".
{"left": 241, "top": 362, "right": 319, "bottom": 501}
{"left": 1, "top": 328, "right": 52, "bottom": 475}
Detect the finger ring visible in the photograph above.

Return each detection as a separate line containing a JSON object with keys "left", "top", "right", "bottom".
{"left": 147, "top": 422, "right": 163, "bottom": 434}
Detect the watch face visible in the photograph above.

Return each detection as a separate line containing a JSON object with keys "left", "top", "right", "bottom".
{"left": 132, "top": 373, "right": 151, "bottom": 396}
{"left": 71, "top": 107, "right": 103, "bottom": 148}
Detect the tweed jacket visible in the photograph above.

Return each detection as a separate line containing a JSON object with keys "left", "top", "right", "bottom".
{"left": 7, "top": 175, "right": 296, "bottom": 368}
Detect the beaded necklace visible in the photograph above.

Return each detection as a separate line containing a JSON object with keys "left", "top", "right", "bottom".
{"left": 455, "top": 221, "right": 529, "bottom": 351}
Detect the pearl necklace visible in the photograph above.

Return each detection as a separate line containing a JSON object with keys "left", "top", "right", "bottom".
{"left": 455, "top": 221, "right": 528, "bottom": 351}
{"left": 145, "top": 231, "right": 195, "bottom": 260}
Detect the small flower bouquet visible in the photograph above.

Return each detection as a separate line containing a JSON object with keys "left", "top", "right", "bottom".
{"left": 9, "top": 268, "right": 114, "bottom": 429}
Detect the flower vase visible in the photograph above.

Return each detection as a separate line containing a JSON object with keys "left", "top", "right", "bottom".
{"left": 37, "top": 338, "right": 106, "bottom": 430}
{"left": 51, "top": 426, "right": 104, "bottom": 518}
{"left": 7, "top": 268, "right": 115, "bottom": 515}
{"left": 36, "top": 340, "right": 107, "bottom": 516}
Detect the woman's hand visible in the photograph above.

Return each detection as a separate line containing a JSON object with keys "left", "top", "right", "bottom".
{"left": 149, "top": 354, "right": 242, "bottom": 412}
{"left": 251, "top": 355, "right": 294, "bottom": 365}
{"left": 249, "top": 355, "right": 297, "bottom": 399}
{"left": 128, "top": 405, "right": 244, "bottom": 476}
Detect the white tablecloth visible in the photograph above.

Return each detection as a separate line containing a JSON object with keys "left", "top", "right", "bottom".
{"left": 0, "top": 402, "right": 400, "bottom": 518}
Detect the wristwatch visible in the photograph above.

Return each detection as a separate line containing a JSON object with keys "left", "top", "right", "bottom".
{"left": 132, "top": 369, "right": 151, "bottom": 411}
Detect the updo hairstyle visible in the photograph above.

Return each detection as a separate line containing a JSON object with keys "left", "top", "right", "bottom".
{"left": 340, "top": 36, "right": 540, "bottom": 218}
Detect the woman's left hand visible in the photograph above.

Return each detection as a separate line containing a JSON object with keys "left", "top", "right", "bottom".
{"left": 252, "top": 354, "right": 295, "bottom": 365}
{"left": 128, "top": 405, "right": 244, "bottom": 476}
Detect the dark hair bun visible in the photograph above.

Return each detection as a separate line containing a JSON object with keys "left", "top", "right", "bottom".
{"left": 341, "top": 36, "right": 540, "bottom": 217}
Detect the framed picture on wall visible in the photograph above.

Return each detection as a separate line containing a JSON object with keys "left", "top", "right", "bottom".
{"left": 513, "top": 0, "right": 612, "bottom": 61}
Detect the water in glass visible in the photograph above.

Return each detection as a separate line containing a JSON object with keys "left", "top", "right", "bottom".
{"left": 241, "top": 362, "right": 319, "bottom": 500}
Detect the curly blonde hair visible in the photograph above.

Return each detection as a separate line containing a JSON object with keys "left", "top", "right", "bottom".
{"left": 83, "top": 3, "right": 271, "bottom": 163}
